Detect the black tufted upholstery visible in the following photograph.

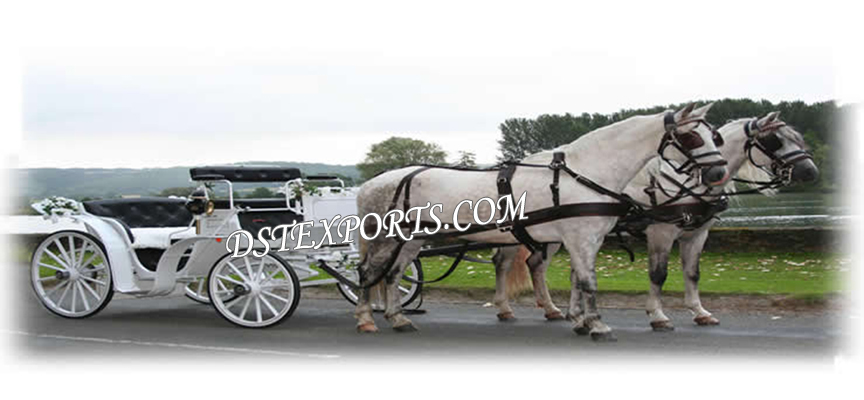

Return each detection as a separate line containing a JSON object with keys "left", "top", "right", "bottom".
{"left": 83, "top": 198, "right": 194, "bottom": 228}
{"left": 190, "top": 166, "right": 302, "bottom": 182}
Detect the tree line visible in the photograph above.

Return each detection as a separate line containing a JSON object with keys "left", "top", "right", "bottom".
{"left": 497, "top": 99, "right": 849, "bottom": 192}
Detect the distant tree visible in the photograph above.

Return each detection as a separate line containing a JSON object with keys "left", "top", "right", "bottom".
{"left": 158, "top": 187, "right": 196, "bottom": 197}
{"left": 356, "top": 136, "right": 448, "bottom": 180}
{"left": 247, "top": 187, "right": 276, "bottom": 198}
{"left": 454, "top": 151, "right": 477, "bottom": 168}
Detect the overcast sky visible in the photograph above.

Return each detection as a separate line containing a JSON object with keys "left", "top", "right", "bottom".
{"left": 13, "top": 0, "right": 855, "bottom": 169}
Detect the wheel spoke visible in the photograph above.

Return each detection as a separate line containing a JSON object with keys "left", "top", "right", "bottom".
{"left": 70, "top": 282, "right": 78, "bottom": 313}
{"left": 216, "top": 278, "right": 230, "bottom": 293}
{"left": 239, "top": 296, "right": 252, "bottom": 320}
{"left": 54, "top": 238, "right": 71, "bottom": 265}
{"left": 243, "top": 257, "right": 254, "bottom": 280}
{"left": 255, "top": 297, "right": 262, "bottom": 322}
{"left": 226, "top": 262, "right": 248, "bottom": 282}
{"left": 45, "top": 280, "right": 69, "bottom": 297}
{"left": 57, "top": 281, "right": 73, "bottom": 307}
{"left": 78, "top": 275, "right": 107, "bottom": 286}
{"left": 259, "top": 293, "right": 279, "bottom": 316}
{"left": 38, "top": 262, "right": 65, "bottom": 272}
{"left": 38, "top": 276, "right": 58, "bottom": 282}
{"left": 42, "top": 249, "right": 70, "bottom": 270}
{"left": 74, "top": 242, "right": 91, "bottom": 269}
{"left": 79, "top": 279, "right": 101, "bottom": 301}
{"left": 216, "top": 274, "right": 244, "bottom": 286}
{"left": 223, "top": 294, "right": 244, "bottom": 309}
{"left": 82, "top": 264, "right": 106, "bottom": 274}
{"left": 67, "top": 235, "right": 77, "bottom": 268}
{"left": 255, "top": 257, "right": 266, "bottom": 282}
{"left": 76, "top": 247, "right": 98, "bottom": 271}
{"left": 260, "top": 283, "right": 294, "bottom": 289}
{"left": 76, "top": 282, "right": 90, "bottom": 310}
{"left": 261, "top": 290, "right": 290, "bottom": 304}
{"left": 259, "top": 268, "right": 281, "bottom": 286}
{"left": 399, "top": 286, "right": 410, "bottom": 294}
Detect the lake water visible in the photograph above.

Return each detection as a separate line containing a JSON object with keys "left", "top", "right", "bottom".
{"left": 717, "top": 192, "right": 852, "bottom": 228}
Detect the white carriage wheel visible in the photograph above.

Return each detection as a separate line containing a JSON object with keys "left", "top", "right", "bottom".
{"left": 208, "top": 253, "right": 300, "bottom": 328}
{"left": 184, "top": 278, "right": 211, "bottom": 304}
{"left": 337, "top": 259, "right": 423, "bottom": 309}
{"left": 30, "top": 231, "right": 114, "bottom": 318}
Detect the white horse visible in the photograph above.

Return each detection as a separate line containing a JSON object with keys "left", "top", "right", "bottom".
{"left": 352, "top": 102, "right": 727, "bottom": 340}
{"left": 491, "top": 112, "right": 819, "bottom": 330}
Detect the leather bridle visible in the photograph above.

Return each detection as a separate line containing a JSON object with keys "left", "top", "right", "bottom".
{"left": 742, "top": 118, "right": 813, "bottom": 185}
{"left": 658, "top": 112, "right": 728, "bottom": 177}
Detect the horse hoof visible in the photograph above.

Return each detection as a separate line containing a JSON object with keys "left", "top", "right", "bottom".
{"left": 393, "top": 322, "right": 419, "bottom": 333}
{"left": 497, "top": 312, "right": 516, "bottom": 322}
{"left": 590, "top": 331, "right": 618, "bottom": 342}
{"left": 694, "top": 315, "right": 720, "bottom": 326}
{"left": 573, "top": 325, "right": 590, "bottom": 336}
{"left": 545, "top": 311, "right": 566, "bottom": 321}
{"left": 356, "top": 323, "right": 378, "bottom": 333}
{"left": 650, "top": 320, "right": 675, "bottom": 332}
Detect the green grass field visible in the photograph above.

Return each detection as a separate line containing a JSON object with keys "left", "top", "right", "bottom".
{"left": 417, "top": 248, "right": 847, "bottom": 296}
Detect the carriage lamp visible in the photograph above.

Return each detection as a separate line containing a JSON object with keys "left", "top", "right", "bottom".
{"left": 185, "top": 187, "right": 214, "bottom": 216}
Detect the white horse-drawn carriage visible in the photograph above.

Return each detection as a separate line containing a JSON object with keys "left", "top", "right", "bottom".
{"left": 29, "top": 166, "right": 422, "bottom": 328}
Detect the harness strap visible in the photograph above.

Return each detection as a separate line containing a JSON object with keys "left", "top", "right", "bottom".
{"left": 550, "top": 152, "right": 565, "bottom": 207}
{"left": 495, "top": 162, "right": 546, "bottom": 260}
{"left": 389, "top": 166, "right": 432, "bottom": 213}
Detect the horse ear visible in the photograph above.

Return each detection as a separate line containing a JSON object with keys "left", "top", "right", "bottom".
{"left": 758, "top": 111, "right": 780, "bottom": 127}
{"left": 676, "top": 103, "right": 696, "bottom": 120}
{"left": 691, "top": 102, "right": 715, "bottom": 117}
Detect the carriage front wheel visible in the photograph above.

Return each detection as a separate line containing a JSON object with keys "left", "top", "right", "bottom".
{"left": 207, "top": 253, "right": 300, "bottom": 328}
{"left": 337, "top": 258, "right": 423, "bottom": 310}
{"left": 30, "top": 231, "right": 114, "bottom": 319}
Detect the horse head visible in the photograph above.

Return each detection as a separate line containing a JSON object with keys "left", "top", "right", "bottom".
{"left": 742, "top": 111, "right": 819, "bottom": 184}
{"left": 660, "top": 102, "right": 729, "bottom": 186}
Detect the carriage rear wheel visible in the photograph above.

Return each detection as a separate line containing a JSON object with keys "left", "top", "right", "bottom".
{"left": 207, "top": 253, "right": 300, "bottom": 328}
{"left": 336, "top": 259, "right": 423, "bottom": 310}
{"left": 30, "top": 231, "right": 114, "bottom": 318}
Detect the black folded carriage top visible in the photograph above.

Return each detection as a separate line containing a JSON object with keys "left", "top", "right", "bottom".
{"left": 190, "top": 166, "right": 302, "bottom": 182}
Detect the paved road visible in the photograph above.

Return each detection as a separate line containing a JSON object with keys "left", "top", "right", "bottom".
{"left": 9, "top": 275, "right": 844, "bottom": 361}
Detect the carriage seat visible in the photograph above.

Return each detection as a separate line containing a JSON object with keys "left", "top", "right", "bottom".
{"left": 83, "top": 198, "right": 195, "bottom": 248}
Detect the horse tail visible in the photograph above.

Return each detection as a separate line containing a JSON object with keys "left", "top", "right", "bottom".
{"left": 505, "top": 246, "right": 533, "bottom": 298}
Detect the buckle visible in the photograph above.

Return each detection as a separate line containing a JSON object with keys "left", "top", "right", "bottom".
{"left": 682, "top": 213, "right": 692, "bottom": 224}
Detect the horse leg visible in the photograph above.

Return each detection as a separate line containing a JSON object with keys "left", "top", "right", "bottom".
{"left": 680, "top": 228, "right": 719, "bottom": 326}
{"left": 492, "top": 247, "right": 517, "bottom": 321}
{"left": 563, "top": 230, "right": 615, "bottom": 341}
{"left": 354, "top": 238, "right": 401, "bottom": 333}
{"left": 383, "top": 240, "right": 424, "bottom": 332}
{"left": 530, "top": 243, "right": 564, "bottom": 320}
{"left": 644, "top": 224, "right": 678, "bottom": 332}
{"left": 354, "top": 247, "right": 378, "bottom": 333}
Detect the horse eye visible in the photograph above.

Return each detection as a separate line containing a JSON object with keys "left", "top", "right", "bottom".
{"left": 712, "top": 131, "right": 724, "bottom": 147}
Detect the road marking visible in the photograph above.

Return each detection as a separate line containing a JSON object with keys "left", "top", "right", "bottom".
{"left": 2, "top": 329, "right": 341, "bottom": 359}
